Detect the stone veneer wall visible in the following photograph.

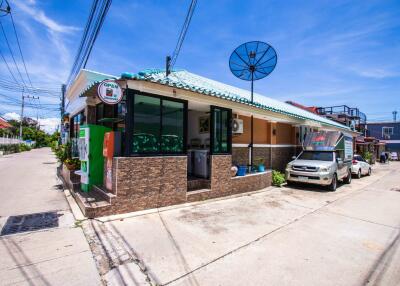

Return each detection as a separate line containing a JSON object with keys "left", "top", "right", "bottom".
{"left": 86, "top": 154, "right": 273, "bottom": 217}
{"left": 232, "top": 146, "right": 297, "bottom": 171}
{"left": 96, "top": 156, "right": 187, "bottom": 216}
{"left": 187, "top": 155, "right": 272, "bottom": 202}
{"left": 231, "top": 171, "right": 272, "bottom": 194}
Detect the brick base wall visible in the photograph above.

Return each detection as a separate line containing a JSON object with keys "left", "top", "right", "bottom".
{"left": 233, "top": 146, "right": 297, "bottom": 171}
{"left": 232, "top": 171, "right": 272, "bottom": 194}
{"left": 187, "top": 155, "right": 271, "bottom": 202}
{"left": 93, "top": 156, "right": 187, "bottom": 216}
{"left": 81, "top": 154, "right": 273, "bottom": 217}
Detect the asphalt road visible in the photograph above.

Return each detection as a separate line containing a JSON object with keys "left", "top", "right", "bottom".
{"left": 0, "top": 148, "right": 101, "bottom": 285}
{"left": 93, "top": 161, "right": 400, "bottom": 286}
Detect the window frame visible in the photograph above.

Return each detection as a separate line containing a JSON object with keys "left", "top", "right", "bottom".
{"left": 382, "top": 127, "right": 394, "bottom": 137}
{"left": 125, "top": 89, "right": 188, "bottom": 157}
{"left": 210, "top": 105, "right": 232, "bottom": 155}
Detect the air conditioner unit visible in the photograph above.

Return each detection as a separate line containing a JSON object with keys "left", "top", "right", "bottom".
{"left": 232, "top": 118, "right": 243, "bottom": 134}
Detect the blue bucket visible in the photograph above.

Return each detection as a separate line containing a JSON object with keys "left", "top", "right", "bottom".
{"left": 237, "top": 165, "right": 247, "bottom": 176}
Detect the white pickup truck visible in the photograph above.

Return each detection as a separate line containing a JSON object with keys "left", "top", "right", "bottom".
{"left": 285, "top": 131, "right": 353, "bottom": 191}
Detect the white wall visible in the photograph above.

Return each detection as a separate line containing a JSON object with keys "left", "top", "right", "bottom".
{"left": 188, "top": 110, "right": 210, "bottom": 146}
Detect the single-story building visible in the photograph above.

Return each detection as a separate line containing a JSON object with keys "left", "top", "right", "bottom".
{"left": 63, "top": 69, "right": 355, "bottom": 217}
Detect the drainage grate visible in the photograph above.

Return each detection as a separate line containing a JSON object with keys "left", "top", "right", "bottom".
{"left": 1, "top": 211, "right": 60, "bottom": 236}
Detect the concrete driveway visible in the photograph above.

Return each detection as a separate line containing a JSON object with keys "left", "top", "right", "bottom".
{"left": 0, "top": 148, "right": 101, "bottom": 286}
{"left": 92, "top": 162, "right": 400, "bottom": 286}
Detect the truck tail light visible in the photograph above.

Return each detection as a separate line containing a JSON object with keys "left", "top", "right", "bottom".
{"left": 352, "top": 159, "right": 357, "bottom": 165}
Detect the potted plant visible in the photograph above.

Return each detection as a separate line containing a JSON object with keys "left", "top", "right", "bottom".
{"left": 64, "top": 158, "right": 81, "bottom": 170}
{"left": 255, "top": 157, "right": 265, "bottom": 172}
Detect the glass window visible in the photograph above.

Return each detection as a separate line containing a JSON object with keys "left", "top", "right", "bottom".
{"left": 211, "top": 107, "right": 231, "bottom": 154}
{"left": 161, "top": 99, "right": 184, "bottom": 153}
{"left": 382, "top": 127, "right": 394, "bottom": 137}
{"left": 130, "top": 93, "right": 186, "bottom": 155}
{"left": 298, "top": 151, "right": 333, "bottom": 161}
{"left": 133, "top": 94, "right": 161, "bottom": 153}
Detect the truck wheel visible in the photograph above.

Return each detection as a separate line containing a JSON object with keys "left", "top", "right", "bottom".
{"left": 357, "top": 169, "right": 361, "bottom": 179}
{"left": 343, "top": 169, "right": 352, "bottom": 184}
{"left": 328, "top": 174, "right": 337, "bottom": 191}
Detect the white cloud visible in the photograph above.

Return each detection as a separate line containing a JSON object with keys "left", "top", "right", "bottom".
{"left": 3, "top": 112, "right": 20, "bottom": 121}
{"left": 350, "top": 67, "right": 399, "bottom": 79}
{"left": 12, "top": 1, "right": 79, "bottom": 34}
{"left": 38, "top": 117, "right": 59, "bottom": 134}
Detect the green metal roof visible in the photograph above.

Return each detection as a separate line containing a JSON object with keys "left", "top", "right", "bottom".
{"left": 121, "top": 69, "right": 350, "bottom": 130}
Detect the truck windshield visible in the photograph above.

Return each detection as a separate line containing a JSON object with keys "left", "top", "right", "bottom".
{"left": 298, "top": 151, "right": 333, "bottom": 161}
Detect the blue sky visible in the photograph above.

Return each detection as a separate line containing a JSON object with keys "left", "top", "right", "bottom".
{"left": 0, "top": 0, "right": 399, "bottom": 129}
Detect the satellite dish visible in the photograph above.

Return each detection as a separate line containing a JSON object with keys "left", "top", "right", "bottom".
{"left": 229, "top": 41, "right": 277, "bottom": 170}
{"left": 229, "top": 41, "right": 277, "bottom": 84}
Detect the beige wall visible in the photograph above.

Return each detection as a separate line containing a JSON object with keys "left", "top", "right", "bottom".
{"left": 232, "top": 115, "right": 297, "bottom": 145}
{"left": 232, "top": 115, "right": 270, "bottom": 144}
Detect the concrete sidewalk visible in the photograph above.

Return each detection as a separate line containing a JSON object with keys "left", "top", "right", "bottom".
{"left": 95, "top": 162, "right": 400, "bottom": 286}
{"left": 0, "top": 148, "right": 101, "bottom": 286}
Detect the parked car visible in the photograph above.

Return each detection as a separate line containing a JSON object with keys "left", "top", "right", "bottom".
{"left": 351, "top": 154, "right": 371, "bottom": 178}
{"left": 390, "top": 152, "right": 399, "bottom": 161}
{"left": 286, "top": 131, "right": 353, "bottom": 191}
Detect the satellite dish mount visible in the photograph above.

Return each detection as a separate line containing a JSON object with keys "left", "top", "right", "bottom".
{"left": 229, "top": 41, "right": 277, "bottom": 170}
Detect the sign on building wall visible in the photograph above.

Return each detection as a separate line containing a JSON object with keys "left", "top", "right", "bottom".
{"left": 97, "top": 80, "right": 123, "bottom": 105}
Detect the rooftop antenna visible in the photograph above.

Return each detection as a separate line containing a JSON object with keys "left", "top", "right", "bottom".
{"left": 393, "top": 110, "right": 397, "bottom": 122}
{"left": 229, "top": 41, "right": 277, "bottom": 170}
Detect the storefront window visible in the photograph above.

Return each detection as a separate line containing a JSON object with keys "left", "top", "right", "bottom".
{"left": 161, "top": 99, "right": 184, "bottom": 153}
{"left": 211, "top": 106, "right": 231, "bottom": 154}
{"left": 131, "top": 93, "right": 186, "bottom": 155}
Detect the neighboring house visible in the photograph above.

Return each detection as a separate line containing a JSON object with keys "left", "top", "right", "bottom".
{"left": 364, "top": 122, "right": 400, "bottom": 153}
{"left": 64, "top": 69, "right": 356, "bottom": 218}
{"left": 0, "top": 116, "right": 11, "bottom": 129}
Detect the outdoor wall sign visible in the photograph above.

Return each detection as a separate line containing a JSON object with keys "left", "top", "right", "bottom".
{"left": 97, "top": 79, "right": 123, "bottom": 105}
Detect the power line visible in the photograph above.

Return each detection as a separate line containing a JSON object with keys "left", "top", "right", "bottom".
{"left": 9, "top": 11, "right": 33, "bottom": 88}
{"left": 66, "top": 0, "right": 112, "bottom": 88}
{"left": 166, "top": 0, "right": 197, "bottom": 76}
{"left": 0, "top": 47, "right": 20, "bottom": 85}
{"left": 0, "top": 19, "right": 26, "bottom": 87}
{"left": 66, "top": 0, "right": 99, "bottom": 86}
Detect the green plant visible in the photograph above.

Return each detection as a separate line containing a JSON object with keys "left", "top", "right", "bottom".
{"left": 0, "top": 144, "right": 21, "bottom": 154}
{"left": 20, "top": 144, "right": 32, "bottom": 152}
{"left": 363, "top": 151, "right": 372, "bottom": 164}
{"left": 272, "top": 170, "right": 286, "bottom": 187}
{"left": 64, "top": 158, "right": 81, "bottom": 170}
{"left": 254, "top": 157, "right": 265, "bottom": 166}
{"left": 54, "top": 142, "right": 71, "bottom": 163}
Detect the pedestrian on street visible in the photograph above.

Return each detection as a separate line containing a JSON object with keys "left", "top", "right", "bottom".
{"left": 380, "top": 152, "right": 386, "bottom": 163}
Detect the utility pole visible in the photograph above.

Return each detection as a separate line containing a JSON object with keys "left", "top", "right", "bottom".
{"left": 19, "top": 93, "right": 39, "bottom": 139}
{"left": 60, "top": 84, "right": 66, "bottom": 143}
{"left": 393, "top": 111, "right": 398, "bottom": 122}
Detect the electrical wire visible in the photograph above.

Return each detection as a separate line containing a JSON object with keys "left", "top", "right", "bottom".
{"left": 0, "top": 19, "right": 26, "bottom": 87}
{"left": 0, "top": 47, "right": 20, "bottom": 85}
{"left": 169, "top": 0, "right": 197, "bottom": 71}
{"left": 66, "top": 0, "right": 112, "bottom": 88}
{"left": 9, "top": 12, "right": 33, "bottom": 88}
{"left": 66, "top": 0, "right": 99, "bottom": 86}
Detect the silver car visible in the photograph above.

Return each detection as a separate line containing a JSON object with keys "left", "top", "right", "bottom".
{"left": 351, "top": 155, "right": 371, "bottom": 178}
{"left": 286, "top": 150, "right": 352, "bottom": 191}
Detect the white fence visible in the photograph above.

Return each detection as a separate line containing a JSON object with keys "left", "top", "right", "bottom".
{"left": 0, "top": 137, "right": 23, "bottom": 145}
